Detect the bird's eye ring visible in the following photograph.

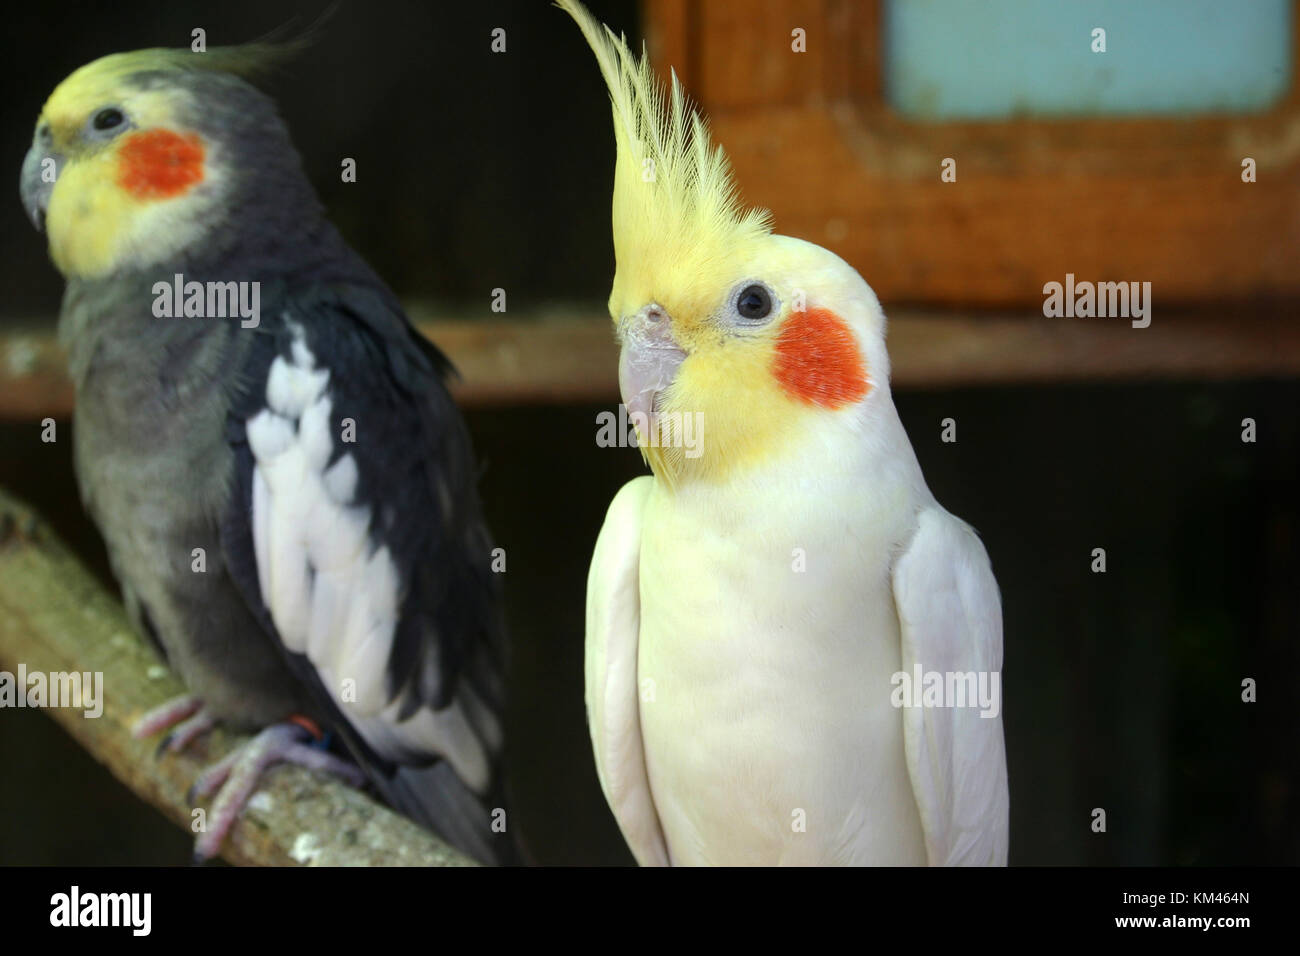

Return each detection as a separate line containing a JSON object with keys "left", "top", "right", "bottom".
{"left": 92, "top": 108, "right": 126, "bottom": 132}
{"left": 736, "top": 284, "right": 773, "bottom": 321}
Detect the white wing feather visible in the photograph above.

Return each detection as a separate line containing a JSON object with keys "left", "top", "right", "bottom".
{"left": 893, "top": 506, "right": 1009, "bottom": 865}
{"left": 585, "top": 477, "right": 670, "bottom": 866}
{"left": 248, "top": 329, "right": 491, "bottom": 793}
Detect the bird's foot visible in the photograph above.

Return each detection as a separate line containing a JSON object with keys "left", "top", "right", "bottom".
{"left": 188, "top": 721, "right": 366, "bottom": 862}
{"left": 133, "top": 693, "right": 217, "bottom": 754}
{"left": 135, "top": 700, "right": 364, "bottom": 861}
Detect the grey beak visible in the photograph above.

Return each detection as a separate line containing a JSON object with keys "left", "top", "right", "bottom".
{"left": 618, "top": 304, "right": 686, "bottom": 426}
{"left": 20, "top": 141, "right": 60, "bottom": 232}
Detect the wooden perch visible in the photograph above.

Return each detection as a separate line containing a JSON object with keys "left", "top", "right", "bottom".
{"left": 0, "top": 487, "right": 475, "bottom": 867}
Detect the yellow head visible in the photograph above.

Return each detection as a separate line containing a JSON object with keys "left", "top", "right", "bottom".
{"left": 559, "top": 1, "right": 890, "bottom": 490}
{"left": 21, "top": 43, "right": 306, "bottom": 280}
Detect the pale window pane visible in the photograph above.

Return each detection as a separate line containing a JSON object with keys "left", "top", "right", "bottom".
{"left": 885, "top": 0, "right": 1292, "bottom": 119}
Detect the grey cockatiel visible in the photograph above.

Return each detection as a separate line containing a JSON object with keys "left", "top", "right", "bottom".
{"left": 19, "top": 44, "right": 513, "bottom": 863}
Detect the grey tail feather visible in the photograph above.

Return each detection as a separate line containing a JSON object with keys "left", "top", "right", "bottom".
{"left": 378, "top": 762, "right": 520, "bottom": 866}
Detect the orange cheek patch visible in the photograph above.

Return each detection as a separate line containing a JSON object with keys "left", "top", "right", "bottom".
{"left": 116, "top": 129, "right": 205, "bottom": 200}
{"left": 773, "top": 307, "right": 871, "bottom": 408}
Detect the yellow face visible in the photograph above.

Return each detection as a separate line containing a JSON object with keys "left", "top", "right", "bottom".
{"left": 614, "top": 236, "right": 877, "bottom": 487}
{"left": 555, "top": 0, "right": 880, "bottom": 487}
{"left": 23, "top": 52, "right": 223, "bottom": 278}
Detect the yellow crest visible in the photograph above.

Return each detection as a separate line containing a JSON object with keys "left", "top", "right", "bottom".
{"left": 43, "top": 41, "right": 309, "bottom": 128}
{"left": 558, "top": 0, "right": 772, "bottom": 326}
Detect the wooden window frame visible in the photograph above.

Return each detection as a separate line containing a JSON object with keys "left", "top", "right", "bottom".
{"left": 644, "top": 0, "right": 1300, "bottom": 307}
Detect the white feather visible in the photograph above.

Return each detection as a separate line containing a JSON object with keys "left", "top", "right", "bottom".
{"left": 586, "top": 399, "right": 988, "bottom": 865}
{"left": 893, "top": 507, "right": 1009, "bottom": 866}
{"left": 297, "top": 393, "right": 334, "bottom": 472}
{"left": 322, "top": 453, "right": 359, "bottom": 504}
{"left": 584, "top": 476, "right": 671, "bottom": 866}
{"left": 247, "top": 326, "right": 490, "bottom": 797}
{"left": 248, "top": 333, "right": 397, "bottom": 706}
{"left": 246, "top": 408, "right": 294, "bottom": 460}
{"left": 265, "top": 354, "right": 329, "bottom": 419}
{"left": 353, "top": 695, "right": 492, "bottom": 795}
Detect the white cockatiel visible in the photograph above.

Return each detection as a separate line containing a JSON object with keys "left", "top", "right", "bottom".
{"left": 561, "top": 0, "right": 1009, "bottom": 866}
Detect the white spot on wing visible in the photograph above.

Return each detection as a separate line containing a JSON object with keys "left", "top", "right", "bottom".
{"left": 323, "top": 454, "right": 358, "bottom": 504}
{"left": 249, "top": 326, "right": 401, "bottom": 716}
{"left": 247, "top": 409, "right": 294, "bottom": 459}
{"left": 248, "top": 324, "right": 481, "bottom": 783}
{"left": 298, "top": 394, "right": 334, "bottom": 472}
{"left": 353, "top": 697, "right": 493, "bottom": 795}
{"left": 291, "top": 336, "right": 315, "bottom": 370}
{"left": 266, "top": 355, "right": 329, "bottom": 419}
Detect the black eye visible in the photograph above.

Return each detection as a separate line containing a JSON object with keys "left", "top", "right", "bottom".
{"left": 92, "top": 108, "right": 125, "bottom": 131}
{"left": 736, "top": 284, "right": 772, "bottom": 320}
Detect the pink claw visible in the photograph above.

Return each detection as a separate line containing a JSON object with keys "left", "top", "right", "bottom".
{"left": 160, "top": 710, "right": 218, "bottom": 753}
{"left": 132, "top": 694, "right": 203, "bottom": 739}
{"left": 191, "top": 722, "right": 367, "bottom": 862}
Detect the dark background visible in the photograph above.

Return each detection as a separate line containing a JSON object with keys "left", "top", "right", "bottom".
{"left": 0, "top": 0, "right": 1295, "bottom": 866}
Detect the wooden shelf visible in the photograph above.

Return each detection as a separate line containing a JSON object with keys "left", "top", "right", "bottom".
{"left": 1, "top": 304, "right": 1297, "bottom": 421}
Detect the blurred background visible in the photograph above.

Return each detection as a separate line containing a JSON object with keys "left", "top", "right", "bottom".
{"left": 0, "top": 0, "right": 1296, "bottom": 865}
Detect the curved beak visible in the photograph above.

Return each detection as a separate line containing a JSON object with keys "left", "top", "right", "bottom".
{"left": 20, "top": 141, "right": 60, "bottom": 233}
{"left": 618, "top": 304, "right": 686, "bottom": 426}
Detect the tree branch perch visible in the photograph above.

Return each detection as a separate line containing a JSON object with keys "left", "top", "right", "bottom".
{"left": 0, "top": 487, "right": 475, "bottom": 866}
